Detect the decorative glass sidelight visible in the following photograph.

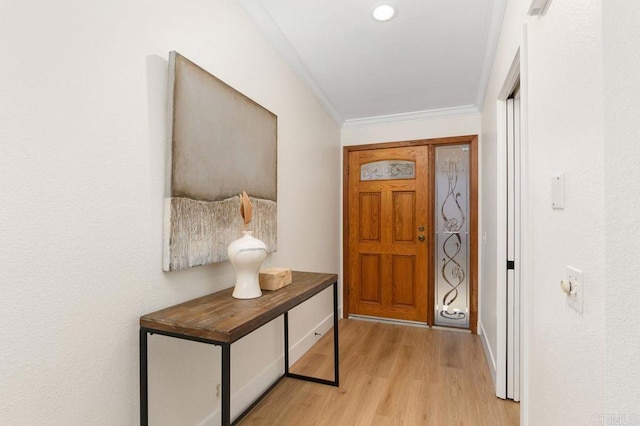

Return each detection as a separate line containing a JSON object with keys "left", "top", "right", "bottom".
{"left": 360, "top": 160, "right": 415, "bottom": 181}
{"left": 435, "top": 145, "right": 470, "bottom": 328}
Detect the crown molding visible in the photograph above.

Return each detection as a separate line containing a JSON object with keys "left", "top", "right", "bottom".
{"left": 475, "top": 0, "right": 507, "bottom": 110}
{"left": 342, "top": 105, "right": 480, "bottom": 128}
{"left": 238, "top": 0, "right": 344, "bottom": 126}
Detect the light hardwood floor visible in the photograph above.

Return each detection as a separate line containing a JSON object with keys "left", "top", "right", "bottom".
{"left": 239, "top": 319, "right": 519, "bottom": 425}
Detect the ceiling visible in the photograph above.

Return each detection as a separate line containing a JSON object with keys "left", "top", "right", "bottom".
{"left": 239, "top": 0, "right": 506, "bottom": 126}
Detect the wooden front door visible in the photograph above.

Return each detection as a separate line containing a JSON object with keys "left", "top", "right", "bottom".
{"left": 347, "top": 146, "right": 429, "bottom": 322}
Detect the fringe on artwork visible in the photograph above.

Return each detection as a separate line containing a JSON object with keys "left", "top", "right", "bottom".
{"left": 162, "top": 195, "right": 277, "bottom": 271}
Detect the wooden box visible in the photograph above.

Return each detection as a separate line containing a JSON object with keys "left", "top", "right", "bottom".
{"left": 259, "top": 267, "right": 292, "bottom": 291}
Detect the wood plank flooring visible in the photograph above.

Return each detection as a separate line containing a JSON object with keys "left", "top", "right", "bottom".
{"left": 239, "top": 319, "right": 519, "bottom": 425}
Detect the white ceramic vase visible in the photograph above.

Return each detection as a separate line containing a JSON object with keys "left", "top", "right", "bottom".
{"left": 228, "top": 231, "right": 267, "bottom": 299}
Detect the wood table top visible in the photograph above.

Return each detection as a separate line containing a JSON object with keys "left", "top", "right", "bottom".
{"left": 140, "top": 271, "right": 338, "bottom": 344}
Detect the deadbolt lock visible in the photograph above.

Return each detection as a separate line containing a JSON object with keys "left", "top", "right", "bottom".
{"left": 418, "top": 226, "right": 425, "bottom": 232}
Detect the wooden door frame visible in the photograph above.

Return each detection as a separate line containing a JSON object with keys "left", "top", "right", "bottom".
{"left": 343, "top": 135, "right": 478, "bottom": 334}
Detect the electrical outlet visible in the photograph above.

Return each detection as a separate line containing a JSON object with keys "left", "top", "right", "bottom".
{"left": 566, "top": 266, "right": 583, "bottom": 314}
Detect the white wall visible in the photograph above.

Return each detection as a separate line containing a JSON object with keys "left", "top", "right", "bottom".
{"left": 526, "top": 2, "right": 606, "bottom": 423}
{"left": 482, "top": 0, "right": 607, "bottom": 424}
{"left": 603, "top": 1, "right": 640, "bottom": 418}
{"left": 0, "top": 1, "right": 340, "bottom": 425}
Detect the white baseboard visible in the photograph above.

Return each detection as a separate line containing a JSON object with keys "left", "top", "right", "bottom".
{"left": 199, "top": 355, "right": 282, "bottom": 426}
{"left": 478, "top": 320, "right": 497, "bottom": 388}
{"left": 289, "top": 308, "right": 342, "bottom": 365}
{"left": 199, "top": 308, "right": 342, "bottom": 425}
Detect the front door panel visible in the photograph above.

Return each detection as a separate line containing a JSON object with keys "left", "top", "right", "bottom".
{"left": 348, "top": 147, "right": 428, "bottom": 322}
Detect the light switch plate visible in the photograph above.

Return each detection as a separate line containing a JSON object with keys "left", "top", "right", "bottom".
{"left": 566, "top": 266, "right": 583, "bottom": 314}
{"left": 552, "top": 173, "right": 565, "bottom": 209}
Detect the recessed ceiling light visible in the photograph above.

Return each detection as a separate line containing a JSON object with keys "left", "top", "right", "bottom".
{"left": 371, "top": 3, "right": 398, "bottom": 22}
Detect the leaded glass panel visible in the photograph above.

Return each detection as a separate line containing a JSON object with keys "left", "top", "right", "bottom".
{"left": 360, "top": 160, "right": 415, "bottom": 181}
{"left": 434, "top": 145, "right": 470, "bottom": 328}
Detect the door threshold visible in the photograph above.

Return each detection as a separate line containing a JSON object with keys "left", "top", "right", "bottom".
{"left": 349, "top": 314, "right": 429, "bottom": 328}
{"left": 431, "top": 325, "right": 471, "bottom": 334}
{"left": 349, "top": 314, "right": 471, "bottom": 333}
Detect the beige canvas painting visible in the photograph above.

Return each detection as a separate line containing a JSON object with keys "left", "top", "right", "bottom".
{"left": 163, "top": 51, "right": 277, "bottom": 271}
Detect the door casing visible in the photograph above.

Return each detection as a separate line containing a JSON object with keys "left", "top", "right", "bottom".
{"left": 343, "top": 135, "right": 479, "bottom": 333}
{"left": 496, "top": 48, "right": 523, "bottom": 401}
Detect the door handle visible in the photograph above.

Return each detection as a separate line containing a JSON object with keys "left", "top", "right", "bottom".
{"left": 418, "top": 235, "right": 425, "bottom": 242}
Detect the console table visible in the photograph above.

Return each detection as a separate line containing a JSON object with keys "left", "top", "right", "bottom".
{"left": 139, "top": 271, "right": 339, "bottom": 425}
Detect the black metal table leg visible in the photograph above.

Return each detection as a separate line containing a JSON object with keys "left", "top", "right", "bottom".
{"left": 333, "top": 281, "right": 340, "bottom": 386}
{"left": 284, "top": 312, "right": 289, "bottom": 375}
{"left": 283, "top": 283, "right": 340, "bottom": 387}
{"left": 222, "top": 344, "right": 231, "bottom": 426}
{"left": 140, "top": 328, "right": 148, "bottom": 426}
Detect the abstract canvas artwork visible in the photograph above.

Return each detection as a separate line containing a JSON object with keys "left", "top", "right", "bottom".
{"left": 163, "top": 52, "right": 277, "bottom": 271}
